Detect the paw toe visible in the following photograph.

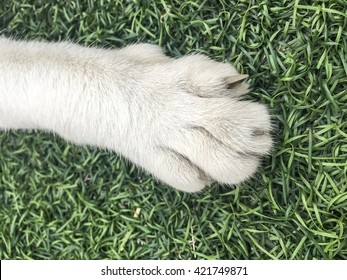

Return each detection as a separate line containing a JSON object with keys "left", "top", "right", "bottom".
{"left": 177, "top": 55, "right": 250, "bottom": 98}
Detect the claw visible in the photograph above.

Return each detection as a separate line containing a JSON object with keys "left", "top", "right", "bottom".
{"left": 226, "top": 74, "right": 249, "bottom": 89}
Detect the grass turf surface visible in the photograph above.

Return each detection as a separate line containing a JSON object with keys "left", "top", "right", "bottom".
{"left": 0, "top": 0, "right": 347, "bottom": 260}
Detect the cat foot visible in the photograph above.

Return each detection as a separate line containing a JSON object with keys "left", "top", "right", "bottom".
{"left": 143, "top": 55, "right": 272, "bottom": 192}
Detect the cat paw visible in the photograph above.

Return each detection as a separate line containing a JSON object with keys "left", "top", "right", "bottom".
{"left": 142, "top": 55, "right": 272, "bottom": 192}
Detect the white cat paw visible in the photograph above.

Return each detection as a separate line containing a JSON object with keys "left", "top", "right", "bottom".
{"left": 141, "top": 55, "right": 272, "bottom": 192}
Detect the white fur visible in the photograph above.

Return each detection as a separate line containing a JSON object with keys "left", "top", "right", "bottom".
{"left": 0, "top": 37, "right": 272, "bottom": 192}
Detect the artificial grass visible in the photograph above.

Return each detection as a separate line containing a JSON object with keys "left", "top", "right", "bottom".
{"left": 0, "top": 0, "right": 346, "bottom": 260}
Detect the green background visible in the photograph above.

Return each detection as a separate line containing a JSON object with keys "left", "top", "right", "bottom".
{"left": 0, "top": 0, "right": 346, "bottom": 259}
